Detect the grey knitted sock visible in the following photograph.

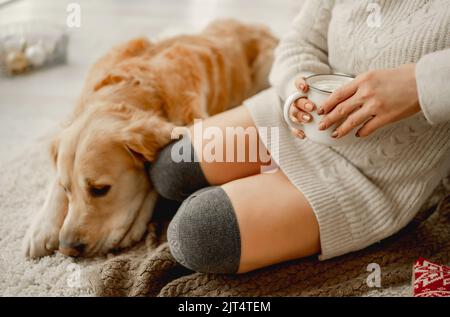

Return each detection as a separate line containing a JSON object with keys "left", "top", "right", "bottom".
{"left": 167, "top": 187, "right": 241, "bottom": 274}
{"left": 149, "top": 136, "right": 209, "bottom": 202}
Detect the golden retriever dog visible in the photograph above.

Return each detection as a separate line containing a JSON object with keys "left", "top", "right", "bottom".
{"left": 23, "top": 20, "right": 278, "bottom": 258}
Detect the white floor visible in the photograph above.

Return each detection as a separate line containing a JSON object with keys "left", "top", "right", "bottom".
{"left": 0, "top": 0, "right": 302, "bottom": 163}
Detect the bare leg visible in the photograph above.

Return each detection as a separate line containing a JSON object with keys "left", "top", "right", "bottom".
{"left": 222, "top": 170, "right": 320, "bottom": 273}
{"left": 189, "top": 105, "right": 320, "bottom": 271}
{"left": 166, "top": 104, "right": 320, "bottom": 273}
{"left": 188, "top": 105, "right": 271, "bottom": 185}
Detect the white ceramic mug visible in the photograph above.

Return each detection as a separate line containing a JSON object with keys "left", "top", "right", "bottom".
{"left": 283, "top": 74, "right": 358, "bottom": 147}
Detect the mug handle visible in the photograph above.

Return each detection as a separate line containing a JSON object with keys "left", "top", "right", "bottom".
{"left": 283, "top": 91, "right": 308, "bottom": 131}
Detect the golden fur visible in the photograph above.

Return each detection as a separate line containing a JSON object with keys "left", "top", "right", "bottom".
{"left": 23, "top": 20, "right": 278, "bottom": 258}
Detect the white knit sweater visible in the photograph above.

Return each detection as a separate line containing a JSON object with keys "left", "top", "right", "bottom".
{"left": 245, "top": 0, "right": 450, "bottom": 260}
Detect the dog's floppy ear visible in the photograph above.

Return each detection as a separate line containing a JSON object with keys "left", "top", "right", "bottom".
{"left": 122, "top": 110, "right": 175, "bottom": 163}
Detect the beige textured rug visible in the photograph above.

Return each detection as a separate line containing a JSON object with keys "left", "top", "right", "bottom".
{"left": 1, "top": 138, "right": 449, "bottom": 296}
{"left": 0, "top": 138, "right": 100, "bottom": 296}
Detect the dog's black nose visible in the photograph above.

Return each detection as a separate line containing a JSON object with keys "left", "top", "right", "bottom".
{"left": 72, "top": 242, "right": 86, "bottom": 254}
{"left": 59, "top": 241, "right": 86, "bottom": 257}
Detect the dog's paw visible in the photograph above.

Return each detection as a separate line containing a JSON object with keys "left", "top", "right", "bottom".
{"left": 22, "top": 220, "right": 60, "bottom": 259}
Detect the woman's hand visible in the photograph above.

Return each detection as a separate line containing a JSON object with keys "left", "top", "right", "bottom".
{"left": 289, "top": 76, "right": 316, "bottom": 139}
{"left": 318, "top": 64, "right": 421, "bottom": 138}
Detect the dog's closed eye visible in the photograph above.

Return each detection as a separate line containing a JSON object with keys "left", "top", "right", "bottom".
{"left": 89, "top": 185, "right": 111, "bottom": 198}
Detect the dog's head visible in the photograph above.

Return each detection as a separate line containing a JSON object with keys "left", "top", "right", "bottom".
{"left": 52, "top": 103, "right": 174, "bottom": 256}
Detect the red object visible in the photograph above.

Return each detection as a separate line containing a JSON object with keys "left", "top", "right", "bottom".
{"left": 413, "top": 257, "right": 450, "bottom": 297}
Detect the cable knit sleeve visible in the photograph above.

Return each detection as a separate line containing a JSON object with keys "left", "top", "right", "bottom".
{"left": 269, "top": 0, "right": 335, "bottom": 100}
{"left": 416, "top": 49, "right": 450, "bottom": 125}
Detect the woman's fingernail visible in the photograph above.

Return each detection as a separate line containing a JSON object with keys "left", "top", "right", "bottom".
{"left": 302, "top": 114, "right": 311, "bottom": 122}
{"left": 332, "top": 131, "right": 339, "bottom": 138}
{"left": 297, "top": 131, "right": 305, "bottom": 139}
{"left": 305, "top": 103, "right": 314, "bottom": 111}
{"left": 291, "top": 129, "right": 305, "bottom": 139}
{"left": 291, "top": 116, "right": 299, "bottom": 123}
{"left": 318, "top": 108, "right": 325, "bottom": 115}
{"left": 319, "top": 122, "right": 326, "bottom": 130}
{"left": 299, "top": 84, "right": 305, "bottom": 90}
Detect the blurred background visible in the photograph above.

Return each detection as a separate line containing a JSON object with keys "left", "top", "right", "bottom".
{"left": 0, "top": 0, "right": 302, "bottom": 162}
